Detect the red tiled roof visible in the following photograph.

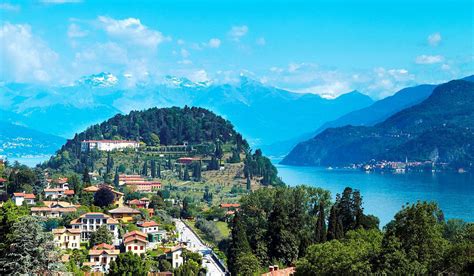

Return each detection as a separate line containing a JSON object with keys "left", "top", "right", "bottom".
{"left": 124, "top": 236, "right": 148, "bottom": 244}
{"left": 82, "top": 140, "right": 138, "bottom": 143}
{"left": 13, "top": 193, "right": 35, "bottom": 199}
{"left": 89, "top": 249, "right": 120, "bottom": 256}
{"left": 52, "top": 228, "right": 81, "bottom": 234}
{"left": 139, "top": 221, "right": 159, "bottom": 227}
{"left": 125, "top": 181, "right": 161, "bottom": 185}
{"left": 123, "top": 230, "right": 147, "bottom": 239}
{"left": 93, "top": 243, "right": 115, "bottom": 250}
{"left": 108, "top": 206, "right": 141, "bottom": 214}
{"left": 0, "top": 177, "right": 7, "bottom": 182}
{"left": 64, "top": 190, "right": 75, "bottom": 195}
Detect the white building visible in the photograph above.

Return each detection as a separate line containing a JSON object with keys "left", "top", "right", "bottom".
{"left": 70, "top": 212, "right": 119, "bottom": 245}
{"left": 44, "top": 188, "right": 74, "bottom": 199}
{"left": 81, "top": 140, "right": 140, "bottom": 152}
{"left": 166, "top": 245, "right": 185, "bottom": 269}
{"left": 85, "top": 243, "right": 119, "bottom": 273}
{"left": 12, "top": 193, "right": 36, "bottom": 206}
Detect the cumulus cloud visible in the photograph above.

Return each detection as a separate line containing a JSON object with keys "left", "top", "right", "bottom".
{"left": 428, "top": 32, "right": 442, "bottom": 46}
{"left": 229, "top": 25, "right": 248, "bottom": 41}
{"left": 0, "top": 3, "right": 20, "bottom": 11}
{"left": 98, "top": 16, "right": 169, "bottom": 49}
{"left": 415, "top": 54, "right": 444, "bottom": 64}
{"left": 67, "top": 23, "right": 88, "bottom": 38}
{"left": 208, "top": 38, "right": 221, "bottom": 48}
{"left": 0, "top": 23, "right": 60, "bottom": 83}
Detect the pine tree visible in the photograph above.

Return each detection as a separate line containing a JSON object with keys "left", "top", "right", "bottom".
{"left": 192, "top": 162, "right": 201, "bottom": 181}
{"left": 315, "top": 201, "right": 327, "bottom": 243}
{"left": 353, "top": 190, "right": 364, "bottom": 229}
{"left": 106, "top": 152, "right": 112, "bottom": 174}
{"left": 339, "top": 187, "right": 355, "bottom": 232}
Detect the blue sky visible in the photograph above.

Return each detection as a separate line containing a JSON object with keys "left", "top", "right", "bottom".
{"left": 0, "top": 0, "right": 472, "bottom": 98}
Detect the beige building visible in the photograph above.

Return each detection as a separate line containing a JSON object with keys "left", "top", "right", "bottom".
{"left": 85, "top": 243, "right": 119, "bottom": 273}
{"left": 52, "top": 228, "right": 81, "bottom": 250}
{"left": 123, "top": 230, "right": 148, "bottom": 254}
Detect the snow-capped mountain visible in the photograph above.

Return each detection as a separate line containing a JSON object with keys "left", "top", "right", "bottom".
{"left": 78, "top": 72, "right": 119, "bottom": 88}
{"left": 164, "top": 75, "right": 212, "bottom": 88}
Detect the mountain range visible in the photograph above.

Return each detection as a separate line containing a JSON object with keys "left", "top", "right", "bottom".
{"left": 0, "top": 74, "right": 373, "bottom": 159}
{"left": 281, "top": 79, "right": 474, "bottom": 169}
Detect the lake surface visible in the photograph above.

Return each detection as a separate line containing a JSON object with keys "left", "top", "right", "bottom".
{"left": 275, "top": 164, "right": 474, "bottom": 226}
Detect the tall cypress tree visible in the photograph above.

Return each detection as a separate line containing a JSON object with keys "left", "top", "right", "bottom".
{"left": 315, "top": 201, "right": 327, "bottom": 243}
{"left": 246, "top": 175, "right": 251, "bottom": 191}
{"left": 113, "top": 167, "right": 120, "bottom": 188}
{"left": 228, "top": 214, "right": 251, "bottom": 276}
{"left": 183, "top": 165, "right": 190, "bottom": 181}
{"left": 142, "top": 160, "right": 148, "bottom": 176}
{"left": 327, "top": 205, "right": 338, "bottom": 241}
{"left": 157, "top": 163, "right": 161, "bottom": 178}
{"left": 82, "top": 167, "right": 91, "bottom": 187}
{"left": 151, "top": 160, "right": 156, "bottom": 178}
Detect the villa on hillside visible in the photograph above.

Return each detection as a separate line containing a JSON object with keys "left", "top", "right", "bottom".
{"left": 70, "top": 212, "right": 119, "bottom": 244}
{"left": 108, "top": 206, "right": 141, "bottom": 223}
{"left": 12, "top": 192, "right": 36, "bottom": 206}
{"left": 125, "top": 181, "right": 161, "bottom": 192}
{"left": 80, "top": 140, "right": 140, "bottom": 152}
{"left": 52, "top": 228, "right": 81, "bottom": 250}
{"left": 84, "top": 243, "right": 120, "bottom": 273}
{"left": 31, "top": 201, "right": 78, "bottom": 217}
{"left": 123, "top": 230, "right": 149, "bottom": 254}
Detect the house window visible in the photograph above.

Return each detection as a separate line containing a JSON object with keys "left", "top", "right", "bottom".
{"left": 103, "top": 219, "right": 107, "bottom": 224}
{"left": 96, "top": 219, "right": 100, "bottom": 224}
{"left": 110, "top": 225, "right": 115, "bottom": 230}
{"left": 95, "top": 257, "right": 99, "bottom": 262}
{"left": 140, "top": 246, "right": 143, "bottom": 250}
{"left": 128, "top": 246, "right": 131, "bottom": 251}
{"left": 89, "top": 219, "right": 93, "bottom": 224}
{"left": 134, "top": 246, "right": 138, "bottom": 250}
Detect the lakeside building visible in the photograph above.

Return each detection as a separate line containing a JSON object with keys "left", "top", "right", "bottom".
{"left": 70, "top": 212, "right": 119, "bottom": 244}
{"left": 80, "top": 140, "right": 140, "bottom": 152}
{"left": 52, "top": 228, "right": 81, "bottom": 250}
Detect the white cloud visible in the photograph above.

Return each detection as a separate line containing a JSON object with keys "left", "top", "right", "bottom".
{"left": 178, "top": 59, "right": 192, "bottom": 65}
{"left": 428, "top": 32, "right": 442, "bottom": 46}
{"left": 229, "top": 25, "right": 248, "bottom": 41}
{"left": 441, "top": 64, "right": 451, "bottom": 71}
{"left": 0, "top": 3, "right": 20, "bottom": 11}
{"left": 415, "top": 54, "right": 444, "bottom": 64}
{"left": 256, "top": 37, "right": 266, "bottom": 46}
{"left": 98, "top": 16, "right": 169, "bottom": 49}
{"left": 187, "top": 69, "right": 210, "bottom": 83}
{"left": 177, "top": 39, "right": 185, "bottom": 45}
{"left": 67, "top": 23, "right": 88, "bottom": 38}
{"left": 39, "top": 0, "right": 82, "bottom": 3}
{"left": 208, "top": 38, "right": 221, "bottom": 48}
{"left": 0, "top": 23, "right": 60, "bottom": 83}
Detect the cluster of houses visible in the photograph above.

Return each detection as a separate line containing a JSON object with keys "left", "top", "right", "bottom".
{"left": 359, "top": 159, "right": 449, "bottom": 173}
{"left": 80, "top": 140, "right": 140, "bottom": 152}
{"left": 53, "top": 211, "right": 172, "bottom": 272}
{"left": 12, "top": 177, "right": 75, "bottom": 207}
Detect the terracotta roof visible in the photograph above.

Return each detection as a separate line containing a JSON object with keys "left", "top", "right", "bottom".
{"left": 164, "top": 245, "right": 185, "bottom": 253}
{"left": 108, "top": 206, "right": 141, "bottom": 214}
{"left": 261, "top": 267, "right": 296, "bottom": 276}
{"left": 128, "top": 199, "right": 145, "bottom": 205}
{"left": 82, "top": 139, "right": 138, "bottom": 143}
{"left": 125, "top": 181, "right": 161, "bottom": 185}
{"left": 220, "top": 203, "right": 240, "bottom": 208}
{"left": 43, "top": 201, "right": 77, "bottom": 208}
{"left": 71, "top": 212, "right": 118, "bottom": 224}
{"left": 83, "top": 186, "right": 99, "bottom": 192}
{"left": 123, "top": 230, "right": 147, "bottom": 239}
{"left": 52, "top": 228, "right": 81, "bottom": 234}
{"left": 54, "top": 178, "right": 68, "bottom": 184}
{"left": 13, "top": 193, "right": 35, "bottom": 199}
{"left": 83, "top": 185, "right": 124, "bottom": 196}
{"left": 0, "top": 177, "right": 7, "bottom": 182}
{"left": 92, "top": 243, "right": 115, "bottom": 250}
{"left": 31, "top": 207, "right": 76, "bottom": 213}
{"left": 124, "top": 236, "right": 148, "bottom": 244}
{"left": 64, "top": 190, "right": 75, "bottom": 195}
{"left": 138, "top": 221, "right": 159, "bottom": 227}
{"left": 44, "top": 188, "right": 65, "bottom": 192}
{"left": 89, "top": 249, "right": 120, "bottom": 256}
{"left": 140, "top": 197, "right": 150, "bottom": 201}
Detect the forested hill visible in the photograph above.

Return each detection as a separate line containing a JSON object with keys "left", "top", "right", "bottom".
{"left": 282, "top": 80, "right": 474, "bottom": 169}
{"left": 44, "top": 106, "right": 248, "bottom": 171}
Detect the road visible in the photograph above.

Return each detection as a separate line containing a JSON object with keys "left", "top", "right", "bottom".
{"left": 174, "top": 219, "right": 226, "bottom": 276}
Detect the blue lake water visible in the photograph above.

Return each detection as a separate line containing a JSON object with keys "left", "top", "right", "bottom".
{"left": 275, "top": 164, "right": 474, "bottom": 226}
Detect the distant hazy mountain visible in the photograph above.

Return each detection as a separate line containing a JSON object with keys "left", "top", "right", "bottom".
{"left": 0, "top": 73, "right": 373, "bottom": 148}
{"left": 0, "top": 121, "right": 65, "bottom": 158}
{"left": 262, "top": 83, "right": 437, "bottom": 157}
{"left": 281, "top": 79, "right": 474, "bottom": 169}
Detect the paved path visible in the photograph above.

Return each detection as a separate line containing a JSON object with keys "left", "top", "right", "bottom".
{"left": 174, "top": 219, "right": 226, "bottom": 276}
